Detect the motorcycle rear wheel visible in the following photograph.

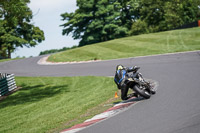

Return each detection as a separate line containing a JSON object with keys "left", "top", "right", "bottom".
{"left": 133, "top": 84, "right": 151, "bottom": 99}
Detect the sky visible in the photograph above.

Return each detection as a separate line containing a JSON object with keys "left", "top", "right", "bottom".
{"left": 11, "top": 0, "right": 79, "bottom": 58}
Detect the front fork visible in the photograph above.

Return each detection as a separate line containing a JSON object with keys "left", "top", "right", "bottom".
{"left": 138, "top": 73, "right": 144, "bottom": 82}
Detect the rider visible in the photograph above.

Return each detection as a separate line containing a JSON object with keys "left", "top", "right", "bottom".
{"left": 114, "top": 64, "right": 140, "bottom": 100}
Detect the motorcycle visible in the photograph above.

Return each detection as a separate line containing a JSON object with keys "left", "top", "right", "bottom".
{"left": 127, "top": 67, "right": 156, "bottom": 99}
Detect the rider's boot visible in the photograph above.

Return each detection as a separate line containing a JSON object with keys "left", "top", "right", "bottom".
{"left": 127, "top": 93, "right": 139, "bottom": 98}
{"left": 133, "top": 93, "right": 139, "bottom": 98}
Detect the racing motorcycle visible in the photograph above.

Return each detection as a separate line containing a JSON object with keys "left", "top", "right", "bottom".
{"left": 127, "top": 67, "right": 156, "bottom": 99}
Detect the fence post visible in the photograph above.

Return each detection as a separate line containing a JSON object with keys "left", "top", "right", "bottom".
{"left": 198, "top": 20, "right": 200, "bottom": 27}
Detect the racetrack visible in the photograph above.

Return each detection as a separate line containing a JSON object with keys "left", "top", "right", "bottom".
{"left": 1, "top": 51, "right": 200, "bottom": 133}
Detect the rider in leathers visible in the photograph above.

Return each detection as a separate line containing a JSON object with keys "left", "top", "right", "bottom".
{"left": 114, "top": 64, "right": 140, "bottom": 100}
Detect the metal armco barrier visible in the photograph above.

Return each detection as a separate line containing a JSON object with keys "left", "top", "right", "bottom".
{"left": 0, "top": 73, "right": 17, "bottom": 96}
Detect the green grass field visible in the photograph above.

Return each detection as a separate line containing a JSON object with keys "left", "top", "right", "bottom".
{"left": 0, "top": 77, "right": 117, "bottom": 133}
{"left": 48, "top": 27, "right": 200, "bottom": 62}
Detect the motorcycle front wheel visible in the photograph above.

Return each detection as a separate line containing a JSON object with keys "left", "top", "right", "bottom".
{"left": 133, "top": 84, "right": 151, "bottom": 99}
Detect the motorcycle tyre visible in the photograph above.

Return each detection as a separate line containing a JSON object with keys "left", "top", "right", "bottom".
{"left": 133, "top": 84, "right": 151, "bottom": 99}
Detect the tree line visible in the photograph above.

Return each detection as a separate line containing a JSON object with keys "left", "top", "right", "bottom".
{"left": 61, "top": 0, "right": 200, "bottom": 46}
{"left": 0, "top": 0, "right": 200, "bottom": 58}
{"left": 0, "top": 0, "right": 44, "bottom": 59}
{"left": 39, "top": 46, "right": 78, "bottom": 56}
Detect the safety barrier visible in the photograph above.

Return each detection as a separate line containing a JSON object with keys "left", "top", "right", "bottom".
{"left": 0, "top": 73, "right": 17, "bottom": 96}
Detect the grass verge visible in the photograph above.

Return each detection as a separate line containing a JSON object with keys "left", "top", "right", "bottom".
{"left": 0, "top": 76, "right": 119, "bottom": 133}
{"left": 48, "top": 27, "right": 200, "bottom": 62}
{"left": 0, "top": 57, "right": 24, "bottom": 63}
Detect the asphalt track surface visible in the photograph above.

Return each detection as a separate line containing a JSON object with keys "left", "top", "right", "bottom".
{"left": 0, "top": 51, "right": 200, "bottom": 133}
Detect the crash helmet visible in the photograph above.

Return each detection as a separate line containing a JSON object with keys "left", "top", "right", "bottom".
{"left": 116, "top": 64, "right": 124, "bottom": 71}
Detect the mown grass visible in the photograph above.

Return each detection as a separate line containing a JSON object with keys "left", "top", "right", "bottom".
{"left": 0, "top": 76, "right": 117, "bottom": 133}
{"left": 0, "top": 57, "right": 23, "bottom": 63}
{"left": 48, "top": 27, "right": 200, "bottom": 62}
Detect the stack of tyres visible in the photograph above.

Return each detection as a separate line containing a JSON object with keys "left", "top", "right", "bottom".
{"left": 6, "top": 74, "right": 17, "bottom": 92}
{"left": 0, "top": 74, "right": 8, "bottom": 96}
{"left": 0, "top": 73, "right": 17, "bottom": 96}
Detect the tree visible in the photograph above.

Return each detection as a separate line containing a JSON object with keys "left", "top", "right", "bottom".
{"left": 180, "top": 0, "right": 200, "bottom": 23}
{"left": 62, "top": 0, "right": 200, "bottom": 45}
{"left": 0, "top": 0, "right": 45, "bottom": 58}
{"left": 130, "top": 0, "right": 200, "bottom": 35}
{"left": 129, "top": 19, "right": 149, "bottom": 35}
{"left": 61, "top": 0, "right": 139, "bottom": 46}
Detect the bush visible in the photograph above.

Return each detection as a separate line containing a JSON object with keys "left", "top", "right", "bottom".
{"left": 129, "top": 20, "right": 149, "bottom": 35}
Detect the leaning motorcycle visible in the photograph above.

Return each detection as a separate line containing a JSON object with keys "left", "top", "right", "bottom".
{"left": 127, "top": 67, "right": 155, "bottom": 99}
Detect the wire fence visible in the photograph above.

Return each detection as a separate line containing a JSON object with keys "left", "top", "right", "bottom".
{"left": 0, "top": 73, "right": 17, "bottom": 96}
